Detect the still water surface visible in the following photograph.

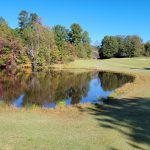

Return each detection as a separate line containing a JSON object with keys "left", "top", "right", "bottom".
{"left": 0, "top": 70, "right": 134, "bottom": 108}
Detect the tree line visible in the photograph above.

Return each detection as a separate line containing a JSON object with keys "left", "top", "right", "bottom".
{"left": 0, "top": 10, "right": 150, "bottom": 71}
{"left": 0, "top": 10, "right": 92, "bottom": 71}
{"left": 99, "top": 35, "right": 150, "bottom": 58}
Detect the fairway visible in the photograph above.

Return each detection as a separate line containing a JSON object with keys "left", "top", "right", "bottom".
{"left": 0, "top": 58, "right": 150, "bottom": 150}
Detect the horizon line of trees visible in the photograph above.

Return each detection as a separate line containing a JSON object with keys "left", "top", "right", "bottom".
{"left": 0, "top": 10, "right": 92, "bottom": 71}
{"left": 0, "top": 10, "right": 150, "bottom": 71}
{"left": 99, "top": 35, "right": 150, "bottom": 59}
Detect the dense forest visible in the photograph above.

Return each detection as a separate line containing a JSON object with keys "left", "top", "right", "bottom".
{"left": 0, "top": 10, "right": 150, "bottom": 71}
{"left": 99, "top": 35, "right": 150, "bottom": 59}
{"left": 0, "top": 10, "right": 92, "bottom": 71}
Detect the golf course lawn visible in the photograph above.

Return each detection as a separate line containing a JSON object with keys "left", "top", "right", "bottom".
{"left": 0, "top": 58, "right": 150, "bottom": 150}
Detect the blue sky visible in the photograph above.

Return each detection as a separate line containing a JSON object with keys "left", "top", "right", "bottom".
{"left": 0, "top": 0, "right": 150, "bottom": 44}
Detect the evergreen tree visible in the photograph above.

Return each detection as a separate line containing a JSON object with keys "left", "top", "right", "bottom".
{"left": 69, "top": 23, "right": 83, "bottom": 45}
{"left": 18, "top": 10, "right": 29, "bottom": 30}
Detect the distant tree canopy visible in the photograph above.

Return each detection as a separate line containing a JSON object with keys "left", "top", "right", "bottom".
{"left": 18, "top": 10, "right": 40, "bottom": 31}
{"left": 0, "top": 10, "right": 92, "bottom": 71}
{"left": 99, "top": 35, "right": 145, "bottom": 59}
{"left": 100, "top": 36, "right": 119, "bottom": 58}
{"left": 144, "top": 42, "right": 150, "bottom": 57}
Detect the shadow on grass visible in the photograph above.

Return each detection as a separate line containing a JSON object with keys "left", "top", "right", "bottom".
{"left": 78, "top": 97, "right": 150, "bottom": 149}
{"left": 131, "top": 68, "right": 150, "bottom": 71}
{"left": 144, "top": 68, "right": 150, "bottom": 70}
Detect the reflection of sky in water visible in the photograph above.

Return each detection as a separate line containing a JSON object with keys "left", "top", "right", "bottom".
{"left": 0, "top": 99, "right": 4, "bottom": 105}
{"left": 43, "top": 102, "right": 56, "bottom": 109}
{"left": 43, "top": 98, "right": 72, "bottom": 109}
{"left": 12, "top": 94, "right": 25, "bottom": 108}
{"left": 80, "top": 78, "right": 113, "bottom": 104}
{"left": 66, "top": 98, "right": 72, "bottom": 106}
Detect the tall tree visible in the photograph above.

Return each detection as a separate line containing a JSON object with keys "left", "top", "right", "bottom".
{"left": 53, "top": 25, "right": 69, "bottom": 62}
{"left": 29, "top": 13, "right": 41, "bottom": 25}
{"left": 101, "top": 36, "right": 119, "bottom": 58}
{"left": 23, "top": 22, "right": 57, "bottom": 70}
{"left": 125, "top": 35, "right": 144, "bottom": 57}
{"left": 18, "top": 10, "right": 29, "bottom": 30}
{"left": 82, "top": 31, "right": 90, "bottom": 44}
{"left": 82, "top": 31, "right": 92, "bottom": 58}
{"left": 53, "top": 25, "right": 68, "bottom": 48}
{"left": 69, "top": 23, "right": 83, "bottom": 45}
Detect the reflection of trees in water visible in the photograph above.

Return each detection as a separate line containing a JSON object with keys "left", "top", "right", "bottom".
{"left": 0, "top": 72, "right": 29, "bottom": 104}
{"left": 0, "top": 71, "right": 134, "bottom": 107}
{"left": 98, "top": 72, "right": 134, "bottom": 91}
{"left": 24, "top": 73, "right": 53, "bottom": 105}
{"left": 0, "top": 71, "right": 92, "bottom": 106}
{"left": 24, "top": 71, "right": 92, "bottom": 105}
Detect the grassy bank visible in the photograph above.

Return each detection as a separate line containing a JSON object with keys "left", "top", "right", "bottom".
{"left": 0, "top": 58, "right": 150, "bottom": 150}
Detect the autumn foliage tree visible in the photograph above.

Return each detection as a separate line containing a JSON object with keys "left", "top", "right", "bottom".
{"left": 0, "top": 17, "right": 27, "bottom": 69}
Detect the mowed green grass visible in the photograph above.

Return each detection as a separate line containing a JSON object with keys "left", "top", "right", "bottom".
{"left": 0, "top": 57, "right": 150, "bottom": 150}
{"left": 64, "top": 57, "right": 150, "bottom": 72}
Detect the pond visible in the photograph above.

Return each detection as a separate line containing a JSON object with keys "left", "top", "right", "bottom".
{"left": 0, "top": 70, "right": 134, "bottom": 109}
